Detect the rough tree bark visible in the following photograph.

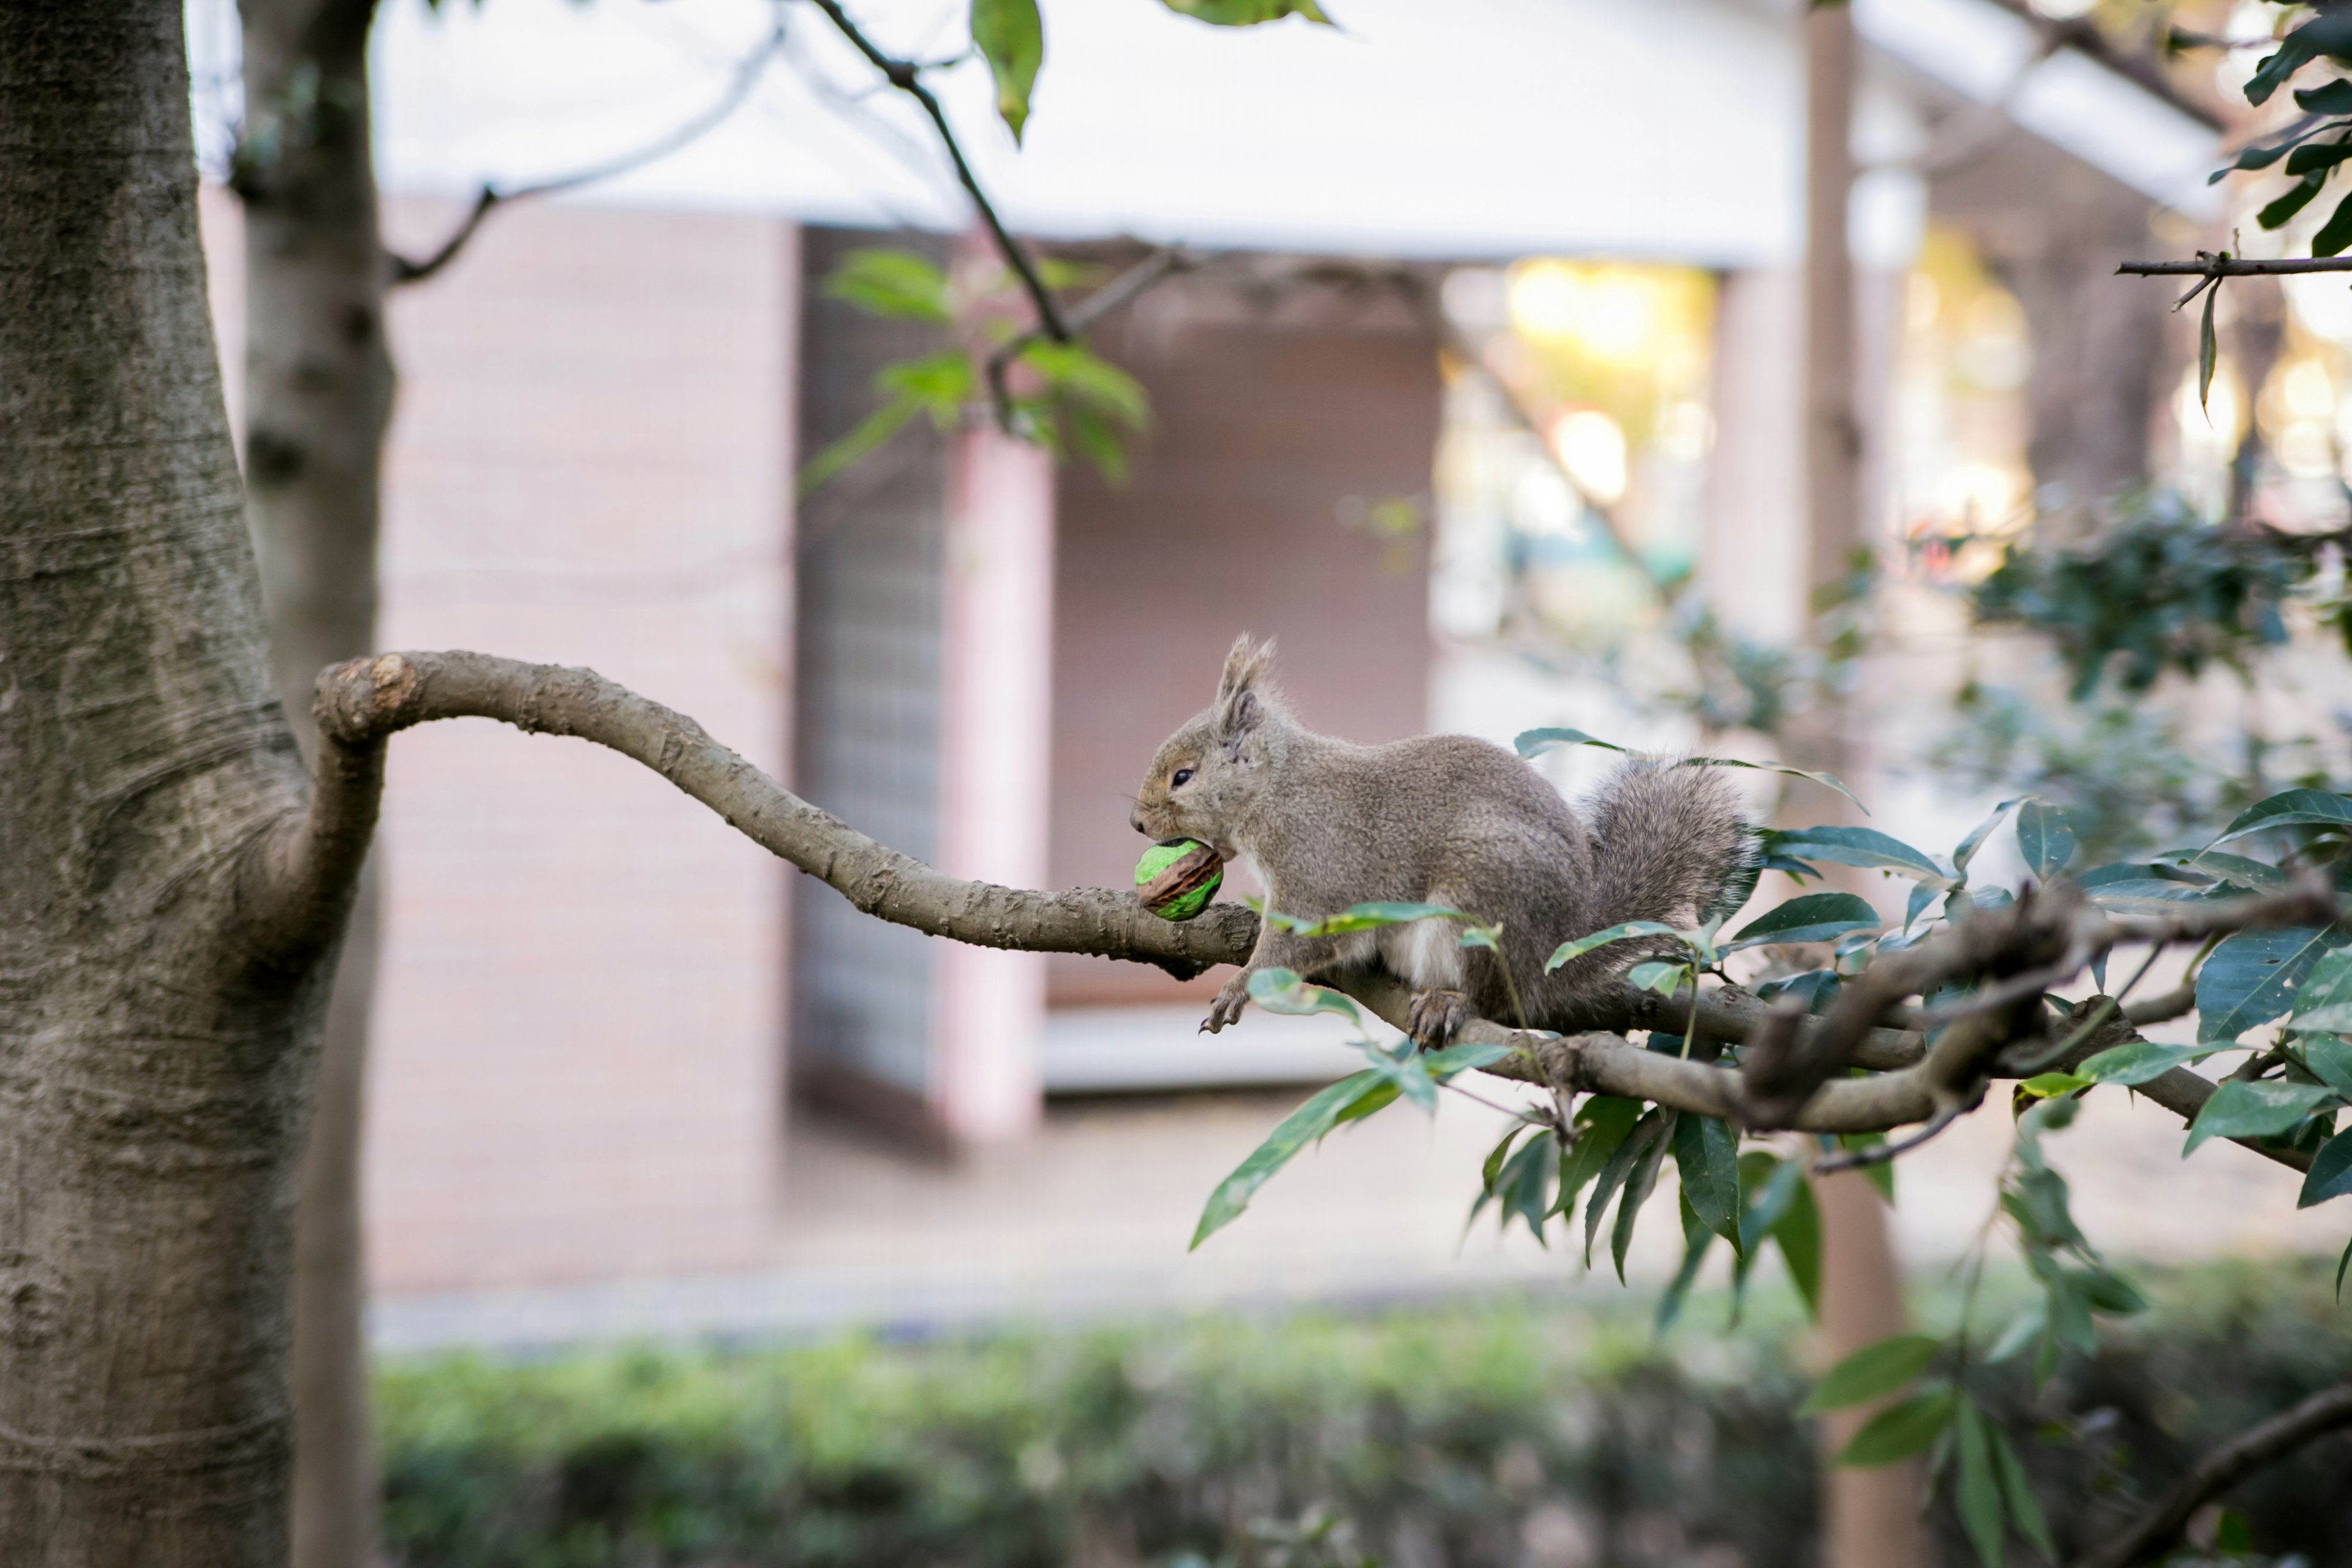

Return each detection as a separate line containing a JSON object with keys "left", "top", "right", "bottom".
{"left": 234, "top": 2, "right": 392, "bottom": 1563}
{"left": 0, "top": 2, "right": 364, "bottom": 1559}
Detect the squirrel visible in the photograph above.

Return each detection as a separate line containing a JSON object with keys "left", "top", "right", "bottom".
{"left": 1129, "top": 635, "right": 1752, "bottom": 1045}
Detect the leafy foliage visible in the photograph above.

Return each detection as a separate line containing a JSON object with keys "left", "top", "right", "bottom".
{"left": 1967, "top": 492, "right": 2323, "bottom": 699}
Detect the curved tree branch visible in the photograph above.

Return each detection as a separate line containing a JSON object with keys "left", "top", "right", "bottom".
{"left": 390, "top": 19, "right": 787, "bottom": 287}
{"left": 276, "top": 650, "right": 2340, "bottom": 1162}
{"left": 2078, "top": 1380, "right": 2352, "bottom": 1568}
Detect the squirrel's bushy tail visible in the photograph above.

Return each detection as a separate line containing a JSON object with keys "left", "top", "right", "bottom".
{"left": 1582, "top": 758, "right": 1754, "bottom": 932}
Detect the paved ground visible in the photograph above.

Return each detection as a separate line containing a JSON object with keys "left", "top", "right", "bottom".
{"left": 371, "top": 1006, "right": 2349, "bottom": 1353}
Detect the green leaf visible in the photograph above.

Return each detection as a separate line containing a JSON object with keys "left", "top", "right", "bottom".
{"left": 1423, "top": 1041, "right": 1512, "bottom": 1081}
{"left": 1246, "top": 967, "right": 1361, "bottom": 1025}
{"left": 1329, "top": 1079, "right": 1398, "bottom": 1127}
{"left": 1772, "top": 1167, "right": 1823, "bottom": 1320}
{"left": 1480, "top": 1124, "right": 1528, "bottom": 1194}
{"left": 1192, "top": 1071, "right": 1387, "bottom": 1246}
{"left": 1547, "top": 920, "right": 1681, "bottom": 970}
{"left": 2299, "top": 1035, "right": 2352, "bottom": 1098}
{"left": 2317, "top": 187, "right": 2352, "bottom": 257}
{"left": 796, "top": 396, "right": 922, "bottom": 499}
{"left": 2285, "top": 134, "right": 2352, "bottom": 176}
{"left": 2184, "top": 1078, "right": 2337, "bottom": 1155}
{"left": 1357, "top": 1040, "right": 1437, "bottom": 1115}
{"left": 1624, "top": 960, "right": 1689, "bottom": 995}
{"left": 2301, "top": 1129, "right": 2352, "bottom": 1207}
{"left": 970, "top": 0, "right": 1044, "bottom": 141}
{"left": 2155, "top": 848, "right": 2288, "bottom": 891}
{"left": 1672, "top": 1114, "right": 1741, "bottom": 1250}
{"left": 2198, "top": 927, "right": 2342, "bottom": 1043}
{"left": 2297, "top": 79, "right": 2352, "bottom": 115}
{"left": 822, "top": 247, "right": 952, "bottom": 322}
{"left": 1489, "top": 1134, "right": 1553, "bottom": 1241}
{"left": 1016, "top": 340, "right": 1150, "bottom": 427}
{"left": 1554, "top": 1096, "right": 1642, "bottom": 1221}
{"left": 2015, "top": 799, "right": 2075, "bottom": 880}
{"left": 1954, "top": 796, "right": 2026, "bottom": 875}
{"left": 2015, "top": 1072, "right": 2092, "bottom": 1100}
{"left": 1158, "top": 0, "right": 1332, "bottom": 23}
{"left": 2291, "top": 950, "right": 2352, "bottom": 1033}
{"left": 2215, "top": 1509, "right": 2253, "bottom": 1554}
{"left": 1262, "top": 901, "right": 1466, "bottom": 937}
{"left": 2211, "top": 787, "right": 2352, "bottom": 846}
{"left": 1514, "top": 726, "right": 1626, "bottom": 758}
{"left": 2258, "top": 171, "right": 2328, "bottom": 230}
{"left": 1802, "top": 1333, "right": 1942, "bottom": 1414}
{"left": 1836, "top": 1388, "right": 1957, "bottom": 1468}
{"left": 2198, "top": 275, "right": 2219, "bottom": 413}
{"left": 1611, "top": 1114, "right": 1672, "bottom": 1283}
{"left": 1675, "top": 754, "right": 1866, "bottom": 813}
{"left": 1954, "top": 1398, "right": 2005, "bottom": 1568}
{"left": 2078, "top": 1039, "right": 2206, "bottom": 1087}
{"left": 2338, "top": 1233, "right": 2351, "bottom": 1300}
{"left": 1584, "top": 1109, "right": 1668, "bottom": 1268}
{"left": 1655, "top": 1193, "right": 1714, "bottom": 1334}
{"left": 1768, "top": 826, "right": 1952, "bottom": 886}
{"left": 2082, "top": 877, "right": 2226, "bottom": 916}
{"left": 1989, "top": 1423, "right": 2056, "bottom": 1562}
{"left": 1727, "top": 891, "right": 1880, "bottom": 951}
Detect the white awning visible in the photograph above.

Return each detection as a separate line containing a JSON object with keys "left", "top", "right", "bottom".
{"left": 191, "top": 0, "right": 2220, "bottom": 265}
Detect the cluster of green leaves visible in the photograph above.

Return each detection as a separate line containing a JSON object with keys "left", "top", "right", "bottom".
{"left": 970, "top": 0, "right": 1330, "bottom": 145}
{"left": 2216, "top": 9, "right": 2352, "bottom": 257}
{"left": 1966, "top": 492, "right": 2331, "bottom": 700}
{"left": 797, "top": 249, "right": 1149, "bottom": 497}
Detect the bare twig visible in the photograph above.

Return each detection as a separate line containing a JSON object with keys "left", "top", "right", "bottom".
{"left": 983, "top": 245, "right": 1196, "bottom": 429}
{"left": 2119, "top": 257, "right": 2352, "bottom": 277}
{"left": 390, "top": 20, "right": 788, "bottom": 286}
{"left": 1812, "top": 1102, "right": 1966, "bottom": 1174}
{"left": 2077, "top": 1380, "right": 2352, "bottom": 1568}
{"left": 805, "top": 0, "right": 1072, "bottom": 343}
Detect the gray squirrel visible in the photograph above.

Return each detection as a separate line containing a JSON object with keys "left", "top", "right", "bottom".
{"left": 1130, "top": 636, "right": 1752, "bottom": 1044}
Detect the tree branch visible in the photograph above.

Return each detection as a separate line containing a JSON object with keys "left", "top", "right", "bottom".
{"left": 304, "top": 652, "right": 1245, "bottom": 977}
{"left": 280, "top": 651, "right": 2338, "bottom": 1165}
{"left": 2078, "top": 1380, "right": 2352, "bottom": 1568}
{"left": 389, "top": 19, "right": 786, "bottom": 287}
{"left": 805, "top": 0, "right": 1072, "bottom": 342}
{"left": 2119, "top": 256, "right": 2352, "bottom": 278}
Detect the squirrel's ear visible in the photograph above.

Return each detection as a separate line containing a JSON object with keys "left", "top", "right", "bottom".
{"left": 1215, "top": 635, "right": 1276, "bottom": 709}
{"left": 1214, "top": 635, "right": 1276, "bottom": 758}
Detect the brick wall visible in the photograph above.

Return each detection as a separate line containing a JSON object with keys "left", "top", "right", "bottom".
{"left": 198, "top": 192, "right": 797, "bottom": 1294}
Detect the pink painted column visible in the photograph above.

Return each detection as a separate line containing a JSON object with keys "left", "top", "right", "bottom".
{"left": 929, "top": 427, "right": 1054, "bottom": 1142}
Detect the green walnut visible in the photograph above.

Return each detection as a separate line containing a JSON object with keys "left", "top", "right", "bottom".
{"left": 1135, "top": 838, "right": 1223, "bottom": 921}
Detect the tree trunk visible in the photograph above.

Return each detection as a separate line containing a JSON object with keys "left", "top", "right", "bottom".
{"left": 1801, "top": 9, "right": 1924, "bottom": 1566}
{"left": 0, "top": 2, "right": 344, "bottom": 1560}
{"left": 235, "top": 3, "right": 393, "bottom": 1562}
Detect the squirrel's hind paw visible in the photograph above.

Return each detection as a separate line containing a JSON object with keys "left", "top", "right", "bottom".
{"left": 1407, "top": 987, "right": 1469, "bottom": 1049}
{"left": 1202, "top": 976, "right": 1251, "bottom": 1034}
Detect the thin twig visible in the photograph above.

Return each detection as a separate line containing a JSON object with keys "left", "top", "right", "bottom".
{"left": 805, "top": 0, "right": 1072, "bottom": 343}
{"left": 982, "top": 245, "right": 1195, "bottom": 429}
{"left": 1811, "top": 1102, "right": 1966, "bottom": 1174}
{"left": 2076, "top": 1380, "right": 2352, "bottom": 1568}
{"left": 391, "top": 20, "right": 788, "bottom": 285}
{"left": 2120, "top": 257, "right": 2352, "bottom": 277}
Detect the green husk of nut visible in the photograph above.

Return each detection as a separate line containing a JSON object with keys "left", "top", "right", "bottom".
{"left": 1135, "top": 838, "right": 1223, "bottom": 921}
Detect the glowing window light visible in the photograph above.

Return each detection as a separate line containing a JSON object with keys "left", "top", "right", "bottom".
{"left": 1548, "top": 409, "right": 1628, "bottom": 504}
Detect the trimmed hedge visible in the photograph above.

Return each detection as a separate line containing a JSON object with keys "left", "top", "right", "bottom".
{"left": 380, "top": 1262, "right": 2352, "bottom": 1567}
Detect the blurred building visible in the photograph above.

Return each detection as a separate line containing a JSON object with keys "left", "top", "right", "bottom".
{"left": 192, "top": 0, "right": 2218, "bottom": 1331}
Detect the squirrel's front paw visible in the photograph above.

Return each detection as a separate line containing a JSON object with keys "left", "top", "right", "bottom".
{"left": 1408, "top": 987, "right": 1469, "bottom": 1048}
{"left": 1201, "top": 976, "right": 1251, "bottom": 1034}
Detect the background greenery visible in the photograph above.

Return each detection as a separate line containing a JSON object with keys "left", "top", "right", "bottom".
{"left": 379, "top": 1261, "right": 2351, "bottom": 1568}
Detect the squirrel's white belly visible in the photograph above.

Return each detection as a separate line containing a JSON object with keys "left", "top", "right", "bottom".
{"left": 1378, "top": 916, "right": 1463, "bottom": 993}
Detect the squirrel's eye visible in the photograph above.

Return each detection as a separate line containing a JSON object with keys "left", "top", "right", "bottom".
{"left": 1171, "top": 767, "right": 1194, "bottom": 788}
